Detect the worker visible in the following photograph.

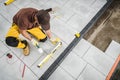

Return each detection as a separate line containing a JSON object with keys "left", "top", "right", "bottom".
{"left": 5, "top": 8, "right": 58, "bottom": 56}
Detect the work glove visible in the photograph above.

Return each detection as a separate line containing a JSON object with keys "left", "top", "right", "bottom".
{"left": 31, "top": 38, "right": 43, "bottom": 53}
{"left": 50, "top": 37, "right": 60, "bottom": 45}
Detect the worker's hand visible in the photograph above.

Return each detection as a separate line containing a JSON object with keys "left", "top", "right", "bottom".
{"left": 31, "top": 38, "right": 43, "bottom": 53}
{"left": 45, "top": 29, "right": 52, "bottom": 39}
{"left": 31, "top": 38, "right": 39, "bottom": 47}
{"left": 50, "top": 37, "right": 60, "bottom": 45}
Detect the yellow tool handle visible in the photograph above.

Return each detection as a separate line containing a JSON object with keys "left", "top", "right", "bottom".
{"left": 4, "top": 0, "right": 14, "bottom": 5}
{"left": 37, "top": 42, "right": 62, "bottom": 68}
{"left": 37, "top": 54, "right": 53, "bottom": 68}
{"left": 75, "top": 33, "right": 80, "bottom": 38}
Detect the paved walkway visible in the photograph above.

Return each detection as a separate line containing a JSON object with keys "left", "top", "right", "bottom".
{"left": 0, "top": 0, "right": 119, "bottom": 80}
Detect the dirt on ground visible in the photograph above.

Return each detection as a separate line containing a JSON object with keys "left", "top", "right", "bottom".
{"left": 84, "top": 0, "right": 120, "bottom": 52}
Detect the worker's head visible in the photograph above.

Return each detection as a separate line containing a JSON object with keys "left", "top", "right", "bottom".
{"left": 36, "top": 8, "right": 52, "bottom": 30}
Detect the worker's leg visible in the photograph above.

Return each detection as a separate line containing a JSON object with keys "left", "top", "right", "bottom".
{"left": 27, "top": 27, "right": 47, "bottom": 42}
{"left": 5, "top": 24, "right": 29, "bottom": 55}
{"left": 5, "top": 37, "right": 27, "bottom": 49}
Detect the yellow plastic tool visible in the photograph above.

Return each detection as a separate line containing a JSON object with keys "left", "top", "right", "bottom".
{"left": 75, "top": 33, "right": 80, "bottom": 38}
{"left": 4, "top": 0, "right": 14, "bottom": 5}
{"left": 51, "top": 37, "right": 60, "bottom": 45}
{"left": 37, "top": 42, "right": 62, "bottom": 68}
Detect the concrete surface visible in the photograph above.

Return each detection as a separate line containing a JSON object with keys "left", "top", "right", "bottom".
{"left": 0, "top": 0, "right": 118, "bottom": 80}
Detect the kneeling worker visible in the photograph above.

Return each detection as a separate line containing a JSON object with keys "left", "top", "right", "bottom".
{"left": 5, "top": 8, "right": 58, "bottom": 56}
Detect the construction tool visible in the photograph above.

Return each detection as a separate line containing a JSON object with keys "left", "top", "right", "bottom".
{"left": 37, "top": 42, "right": 62, "bottom": 68}
{"left": 75, "top": 32, "right": 80, "bottom": 38}
{"left": 35, "top": 44, "right": 43, "bottom": 53}
{"left": 50, "top": 37, "right": 60, "bottom": 45}
{"left": 4, "top": 0, "right": 14, "bottom": 5}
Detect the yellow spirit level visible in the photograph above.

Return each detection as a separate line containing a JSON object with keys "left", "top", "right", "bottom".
{"left": 37, "top": 42, "right": 62, "bottom": 68}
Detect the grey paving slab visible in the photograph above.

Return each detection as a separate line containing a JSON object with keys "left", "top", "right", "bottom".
{"left": 73, "top": 5, "right": 92, "bottom": 17}
{"left": 48, "top": 67, "right": 75, "bottom": 80}
{"left": 47, "top": 0, "right": 68, "bottom": 6}
{"left": 32, "top": 0, "right": 63, "bottom": 12}
{"left": 42, "top": 0, "right": 62, "bottom": 8}
{"left": 0, "top": 15, "right": 11, "bottom": 41}
{"left": 21, "top": 65, "right": 38, "bottom": 80}
{"left": 0, "top": 2, "right": 19, "bottom": 23}
{"left": 73, "top": 39, "right": 91, "bottom": 57}
{"left": 51, "top": 19, "right": 76, "bottom": 44}
{"left": 36, "top": 0, "right": 68, "bottom": 9}
{"left": 13, "top": 0, "right": 32, "bottom": 8}
{"left": 70, "top": 0, "right": 96, "bottom": 17}
{"left": 83, "top": 45, "right": 114, "bottom": 76}
{"left": 78, "top": 64, "right": 106, "bottom": 80}
{"left": 91, "top": 0, "right": 107, "bottom": 12}
{"left": 66, "top": 14, "right": 91, "bottom": 32}
{"left": 24, "top": 2, "right": 43, "bottom": 9}
{"left": 30, "top": 53, "right": 55, "bottom": 78}
{"left": 0, "top": 41, "right": 9, "bottom": 57}
{"left": 63, "top": 0, "right": 96, "bottom": 17}
{"left": 31, "top": 0, "right": 49, "bottom": 5}
{"left": 60, "top": 51, "right": 87, "bottom": 79}
{"left": 64, "top": 0, "right": 94, "bottom": 10}
{"left": 105, "top": 40, "right": 120, "bottom": 60}
{"left": 74, "top": 0, "right": 96, "bottom": 6}
{"left": 0, "top": 50, "right": 38, "bottom": 80}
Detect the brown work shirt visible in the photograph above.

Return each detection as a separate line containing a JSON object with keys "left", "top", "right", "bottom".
{"left": 13, "top": 8, "right": 50, "bottom": 30}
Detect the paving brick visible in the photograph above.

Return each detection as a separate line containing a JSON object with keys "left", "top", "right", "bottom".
{"left": 105, "top": 40, "right": 120, "bottom": 60}
{"left": 13, "top": 0, "right": 32, "bottom": 8}
{"left": 60, "top": 51, "right": 87, "bottom": 79}
{"left": 0, "top": 41, "right": 9, "bottom": 56}
{"left": 73, "top": 39, "right": 91, "bottom": 57}
{"left": 48, "top": 67, "right": 75, "bottom": 80}
{"left": 83, "top": 45, "right": 114, "bottom": 76}
{"left": 0, "top": 15, "right": 11, "bottom": 41}
{"left": 78, "top": 64, "right": 106, "bottom": 80}
{"left": 0, "top": 50, "right": 38, "bottom": 80}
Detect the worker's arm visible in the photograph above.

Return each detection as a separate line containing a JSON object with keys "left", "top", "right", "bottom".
{"left": 45, "top": 29, "right": 52, "bottom": 39}
{"left": 19, "top": 29, "right": 40, "bottom": 46}
{"left": 45, "top": 29, "right": 60, "bottom": 44}
{"left": 19, "top": 29, "right": 32, "bottom": 41}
